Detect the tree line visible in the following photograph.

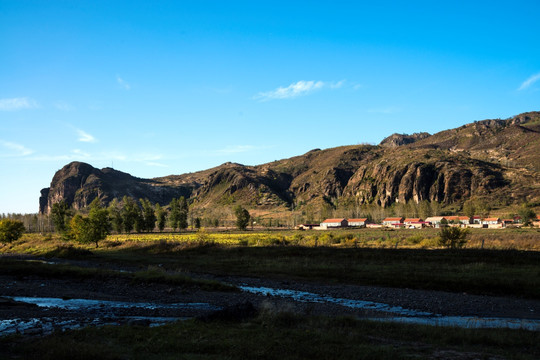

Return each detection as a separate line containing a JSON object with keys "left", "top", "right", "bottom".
{"left": 50, "top": 196, "right": 192, "bottom": 246}
{"left": 48, "top": 197, "right": 251, "bottom": 248}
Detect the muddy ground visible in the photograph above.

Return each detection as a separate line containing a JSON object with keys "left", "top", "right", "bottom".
{"left": 1, "top": 255, "right": 539, "bottom": 336}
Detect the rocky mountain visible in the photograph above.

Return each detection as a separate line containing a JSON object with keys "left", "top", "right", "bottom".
{"left": 379, "top": 132, "right": 431, "bottom": 147}
{"left": 39, "top": 111, "right": 540, "bottom": 215}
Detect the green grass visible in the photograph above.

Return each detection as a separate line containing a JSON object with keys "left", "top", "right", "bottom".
{"left": 3, "top": 229, "right": 540, "bottom": 298}
{"left": 0, "top": 257, "right": 237, "bottom": 292}
{"left": 95, "top": 245, "right": 540, "bottom": 299}
{"left": 2, "top": 313, "right": 538, "bottom": 359}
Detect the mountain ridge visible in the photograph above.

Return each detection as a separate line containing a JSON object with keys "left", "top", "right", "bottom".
{"left": 39, "top": 111, "right": 540, "bottom": 217}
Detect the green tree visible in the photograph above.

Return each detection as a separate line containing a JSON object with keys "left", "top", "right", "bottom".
{"left": 69, "top": 214, "right": 92, "bottom": 244}
{"left": 70, "top": 199, "right": 111, "bottom": 248}
{"left": 88, "top": 198, "right": 111, "bottom": 242}
{"left": 155, "top": 203, "right": 167, "bottom": 232}
{"left": 51, "top": 200, "right": 71, "bottom": 233}
{"left": 438, "top": 227, "right": 469, "bottom": 249}
{"left": 234, "top": 205, "right": 250, "bottom": 230}
{"left": 108, "top": 198, "right": 123, "bottom": 234}
{"left": 121, "top": 196, "right": 139, "bottom": 233}
{"left": 169, "top": 197, "right": 188, "bottom": 231}
{"left": 518, "top": 206, "right": 537, "bottom": 226}
{"left": 178, "top": 196, "right": 188, "bottom": 230}
{"left": 133, "top": 205, "right": 144, "bottom": 233}
{"left": 140, "top": 198, "right": 156, "bottom": 232}
{"left": 194, "top": 217, "right": 201, "bottom": 229}
{"left": 463, "top": 200, "right": 476, "bottom": 218}
{"left": 475, "top": 200, "right": 491, "bottom": 218}
{"left": 168, "top": 198, "right": 180, "bottom": 231}
{"left": 0, "top": 219, "right": 25, "bottom": 244}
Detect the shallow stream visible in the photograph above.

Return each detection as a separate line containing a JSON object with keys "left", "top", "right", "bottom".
{"left": 240, "top": 285, "right": 540, "bottom": 331}
{"left": 0, "top": 296, "right": 219, "bottom": 336}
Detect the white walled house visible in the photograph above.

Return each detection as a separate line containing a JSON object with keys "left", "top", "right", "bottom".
{"left": 320, "top": 218, "right": 348, "bottom": 229}
{"left": 425, "top": 216, "right": 446, "bottom": 227}
{"left": 382, "top": 217, "right": 404, "bottom": 227}
{"left": 482, "top": 218, "right": 500, "bottom": 225}
{"left": 347, "top": 218, "right": 367, "bottom": 227}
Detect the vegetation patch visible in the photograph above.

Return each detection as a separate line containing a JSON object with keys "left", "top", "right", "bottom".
{"left": 0, "top": 258, "right": 237, "bottom": 292}
{"left": 2, "top": 314, "right": 538, "bottom": 360}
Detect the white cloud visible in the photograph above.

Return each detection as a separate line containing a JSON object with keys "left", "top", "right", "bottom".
{"left": 255, "top": 80, "right": 325, "bottom": 101}
{"left": 0, "top": 140, "right": 34, "bottom": 157}
{"left": 28, "top": 150, "right": 162, "bottom": 164}
{"left": 54, "top": 101, "right": 74, "bottom": 111}
{"left": 76, "top": 129, "right": 97, "bottom": 143}
{"left": 215, "top": 145, "right": 255, "bottom": 154}
{"left": 72, "top": 149, "right": 91, "bottom": 158}
{"left": 330, "top": 80, "right": 346, "bottom": 89}
{"left": 117, "top": 75, "right": 131, "bottom": 90}
{"left": 518, "top": 73, "right": 540, "bottom": 91}
{"left": 0, "top": 97, "right": 38, "bottom": 111}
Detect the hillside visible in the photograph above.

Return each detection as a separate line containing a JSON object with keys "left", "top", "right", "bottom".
{"left": 39, "top": 112, "right": 540, "bottom": 218}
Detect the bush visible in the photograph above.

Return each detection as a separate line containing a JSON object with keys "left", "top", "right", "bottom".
{"left": 405, "top": 234, "right": 424, "bottom": 245}
{"left": 0, "top": 219, "right": 25, "bottom": 244}
{"left": 438, "top": 227, "right": 469, "bottom": 249}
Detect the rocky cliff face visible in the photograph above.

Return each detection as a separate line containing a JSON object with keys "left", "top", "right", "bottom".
{"left": 40, "top": 162, "right": 192, "bottom": 214}
{"left": 40, "top": 112, "right": 540, "bottom": 214}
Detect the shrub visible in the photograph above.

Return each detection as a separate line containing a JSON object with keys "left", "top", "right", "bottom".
{"left": 405, "top": 234, "right": 424, "bottom": 245}
{"left": 438, "top": 227, "right": 469, "bottom": 249}
{"left": 0, "top": 219, "right": 25, "bottom": 244}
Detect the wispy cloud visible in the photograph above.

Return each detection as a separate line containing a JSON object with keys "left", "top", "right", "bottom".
{"left": 255, "top": 80, "right": 325, "bottom": 101}
{"left": 54, "top": 101, "right": 74, "bottom": 111}
{"left": 116, "top": 75, "right": 131, "bottom": 90}
{"left": 330, "top": 80, "right": 346, "bottom": 89}
{"left": 28, "top": 150, "right": 165, "bottom": 166}
{"left": 0, "top": 140, "right": 34, "bottom": 157}
{"left": 76, "top": 129, "right": 97, "bottom": 143}
{"left": 215, "top": 145, "right": 256, "bottom": 154}
{"left": 0, "top": 97, "right": 38, "bottom": 111}
{"left": 518, "top": 72, "right": 540, "bottom": 91}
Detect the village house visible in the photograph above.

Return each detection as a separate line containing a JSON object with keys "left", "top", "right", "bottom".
{"left": 482, "top": 217, "right": 502, "bottom": 229}
{"left": 482, "top": 217, "right": 500, "bottom": 225}
{"left": 445, "top": 216, "right": 471, "bottom": 225}
{"left": 501, "top": 219, "right": 514, "bottom": 227}
{"left": 424, "top": 216, "right": 446, "bottom": 227}
{"left": 382, "top": 217, "right": 404, "bottom": 227}
{"left": 320, "top": 218, "right": 348, "bottom": 229}
{"left": 403, "top": 218, "right": 422, "bottom": 225}
{"left": 347, "top": 218, "right": 368, "bottom": 227}
{"left": 295, "top": 224, "right": 319, "bottom": 230}
{"left": 403, "top": 218, "right": 426, "bottom": 229}
{"left": 472, "top": 216, "right": 482, "bottom": 224}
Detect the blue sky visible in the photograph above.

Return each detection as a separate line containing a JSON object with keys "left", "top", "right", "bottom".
{"left": 1, "top": 1, "right": 539, "bottom": 213}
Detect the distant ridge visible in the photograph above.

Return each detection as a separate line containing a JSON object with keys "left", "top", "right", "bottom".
{"left": 40, "top": 112, "right": 540, "bottom": 216}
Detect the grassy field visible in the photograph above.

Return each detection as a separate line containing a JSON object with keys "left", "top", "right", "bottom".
{"left": 2, "top": 313, "right": 539, "bottom": 359}
{"left": 2, "top": 228, "right": 540, "bottom": 298}
{"left": 1, "top": 228, "right": 539, "bottom": 358}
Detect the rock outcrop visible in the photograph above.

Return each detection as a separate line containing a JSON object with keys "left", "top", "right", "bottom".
{"left": 379, "top": 132, "right": 431, "bottom": 147}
